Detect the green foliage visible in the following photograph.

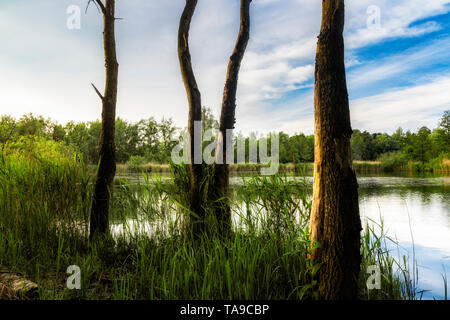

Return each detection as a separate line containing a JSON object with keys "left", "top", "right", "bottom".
{"left": 3, "top": 135, "right": 78, "bottom": 164}
{"left": 125, "top": 155, "right": 147, "bottom": 172}
{"left": 278, "top": 132, "right": 314, "bottom": 163}
{"left": 2, "top": 110, "right": 448, "bottom": 173}
{"left": 377, "top": 151, "right": 407, "bottom": 172}
{"left": 440, "top": 110, "right": 450, "bottom": 136}
{"left": 0, "top": 141, "right": 417, "bottom": 300}
{"left": 201, "top": 107, "right": 219, "bottom": 134}
{"left": 0, "top": 140, "right": 91, "bottom": 278}
{"left": 352, "top": 130, "right": 376, "bottom": 160}
{"left": 351, "top": 130, "right": 401, "bottom": 161}
{"left": 350, "top": 111, "right": 450, "bottom": 172}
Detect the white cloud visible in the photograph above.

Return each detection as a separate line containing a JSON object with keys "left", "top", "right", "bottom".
{"left": 348, "top": 36, "right": 450, "bottom": 89}
{"left": 0, "top": 0, "right": 449, "bottom": 137}
{"left": 254, "top": 76, "right": 450, "bottom": 136}
{"left": 350, "top": 76, "right": 450, "bottom": 132}
{"left": 345, "top": 0, "right": 450, "bottom": 48}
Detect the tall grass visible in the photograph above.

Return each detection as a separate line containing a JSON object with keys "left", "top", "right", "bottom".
{"left": 442, "top": 267, "right": 448, "bottom": 300}
{"left": 0, "top": 149, "right": 421, "bottom": 300}
{"left": 0, "top": 140, "right": 92, "bottom": 292}
{"left": 359, "top": 219, "right": 419, "bottom": 300}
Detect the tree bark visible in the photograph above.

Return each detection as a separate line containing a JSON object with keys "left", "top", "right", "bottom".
{"left": 214, "top": 0, "right": 252, "bottom": 234}
{"left": 89, "top": 0, "right": 119, "bottom": 239}
{"left": 178, "top": 0, "right": 206, "bottom": 233}
{"left": 309, "top": 0, "right": 362, "bottom": 300}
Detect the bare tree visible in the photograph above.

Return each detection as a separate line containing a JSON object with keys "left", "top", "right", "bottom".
{"left": 89, "top": 0, "right": 119, "bottom": 239}
{"left": 213, "top": 0, "right": 252, "bottom": 234}
{"left": 178, "top": 0, "right": 206, "bottom": 233}
{"left": 177, "top": 0, "right": 252, "bottom": 235}
{"left": 309, "top": 0, "right": 362, "bottom": 299}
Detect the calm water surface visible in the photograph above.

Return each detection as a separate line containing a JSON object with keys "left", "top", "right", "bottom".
{"left": 357, "top": 174, "right": 449, "bottom": 300}
{"left": 115, "top": 172, "right": 450, "bottom": 300}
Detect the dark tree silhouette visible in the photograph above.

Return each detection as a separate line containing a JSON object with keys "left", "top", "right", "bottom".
{"left": 89, "top": 0, "right": 119, "bottom": 239}
{"left": 213, "top": 0, "right": 252, "bottom": 234}
{"left": 309, "top": 0, "right": 362, "bottom": 300}
{"left": 178, "top": 0, "right": 206, "bottom": 233}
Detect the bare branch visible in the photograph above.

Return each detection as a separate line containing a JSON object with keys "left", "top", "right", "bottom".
{"left": 91, "top": 83, "right": 104, "bottom": 100}
{"left": 219, "top": 0, "right": 252, "bottom": 132}
{"left": 86, "top": 0, "right": 106, "bottom": 15}
{"left": 86, "top": 0, "right": 99, "bottom": 14}
{"left": 94, "top": 0, "right": 107, "bottom": 14}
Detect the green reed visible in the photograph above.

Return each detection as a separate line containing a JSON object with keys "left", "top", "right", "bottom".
{"left": 0, "top": 153, "right": 421, "bottom": 300}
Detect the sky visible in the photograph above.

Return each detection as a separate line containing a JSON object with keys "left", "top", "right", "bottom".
{"left": 0, "top": 0, "right": 450, "bottom": 135}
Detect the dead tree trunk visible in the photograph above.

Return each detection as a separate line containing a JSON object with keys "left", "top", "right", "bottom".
{"left": 309, "top": 0, "right": 362, "bottom": 300}
{"left": 214, "top": 0, "right": 252, "bottom": 234}
{"left": 89, "top": 0, "right": 119, "bottom": 240}
{"left": 178, "top": 0, "right": 206, "bottom": 234}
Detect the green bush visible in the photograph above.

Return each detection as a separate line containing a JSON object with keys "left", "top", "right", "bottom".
{"left": 378, "top": 151, "right": 407, "bottom": 172}
{"left": 3, "top": 135, "right": 79, "bottom": 165}
{"left": 0, "top": 138, "right": 91, "bottom": 275}
{"left": 125, "top": 155, "right": 147, "bottom": 172}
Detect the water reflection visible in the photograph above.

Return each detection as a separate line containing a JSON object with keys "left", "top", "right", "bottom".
{"left": 112, "top": 173, "right": 449, "bottom": 299}
{"left": 357, "top": 177, "right": 449, "bottom": 300}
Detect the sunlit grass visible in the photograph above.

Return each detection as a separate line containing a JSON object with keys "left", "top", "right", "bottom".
{"left": 0, "top": 151, "right": 423, "bottom": 300}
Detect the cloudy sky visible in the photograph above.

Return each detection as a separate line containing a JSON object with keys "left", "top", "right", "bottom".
{"left": 1, "top": 0, "right": 450, "bottom": 135}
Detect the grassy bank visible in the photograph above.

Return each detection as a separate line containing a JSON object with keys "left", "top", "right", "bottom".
{"left": 115, "top": 159, "right": 450, "bottom": 176}
{"left": 114, "top": 162, "right": 316, "bottom": 175}
{"left": 375, "top": 152, "right": 450, "bottom": 173}
{"left": 0, "top": 147, "right": 423, "bottom": 300}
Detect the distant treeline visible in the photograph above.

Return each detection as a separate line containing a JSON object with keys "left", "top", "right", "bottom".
{"left": 1, "top": 109, "right": 449, "bottom": 171}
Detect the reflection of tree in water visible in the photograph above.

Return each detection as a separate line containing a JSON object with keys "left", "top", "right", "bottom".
{"left": 359, "top": 184, "right": 447, "bottom": 204}
{"left": 112, "top": 175, "right": 449, "bottom": 228}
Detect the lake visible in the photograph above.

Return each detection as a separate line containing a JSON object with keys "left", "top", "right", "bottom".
{"left": 357, "top": 174, "right": 449, "bottom": 300}
{"left": 114, "top": 172, "right": 450, "bottom": 300}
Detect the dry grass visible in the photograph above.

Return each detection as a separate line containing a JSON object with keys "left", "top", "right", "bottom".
{"left": 441, "top": 158, "right": 450, "bottom": 173}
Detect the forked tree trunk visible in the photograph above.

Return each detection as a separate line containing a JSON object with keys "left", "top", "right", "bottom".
{"left": 178, "top": 0, "right": 206, "bottom": 233}
{"left": 214, "top": 0, "right": 252, "bottom": 234}
{"left": 309, "top": 0, "right": 362, "bottom": 300}
{"left": 89, "top": 0, "right": 119, "bottom": 239}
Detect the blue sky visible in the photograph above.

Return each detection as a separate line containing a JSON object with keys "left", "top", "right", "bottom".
{"left": 1, "top": 0, "right": 449, "bottom": 135}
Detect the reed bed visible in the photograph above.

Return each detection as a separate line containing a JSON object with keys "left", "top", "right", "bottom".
{"left": 0, "top": 151, "right": 420, "bottom": 300}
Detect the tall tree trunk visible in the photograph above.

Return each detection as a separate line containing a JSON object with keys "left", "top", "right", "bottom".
{"left": 89, "top": 0, "right": 119, "bottom": 240}
{"left": 309, "top": 0, "right": 362, "bottom": 300}
{"left": 178, "top": 0, "right": 206, "bottom": 234}
{"left": 214, "top": 0, "right": 252, "bottom": 234}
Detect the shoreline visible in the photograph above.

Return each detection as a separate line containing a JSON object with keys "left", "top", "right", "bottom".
{"left": 108, "top": 161, "right": 450, "bottom": 176}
